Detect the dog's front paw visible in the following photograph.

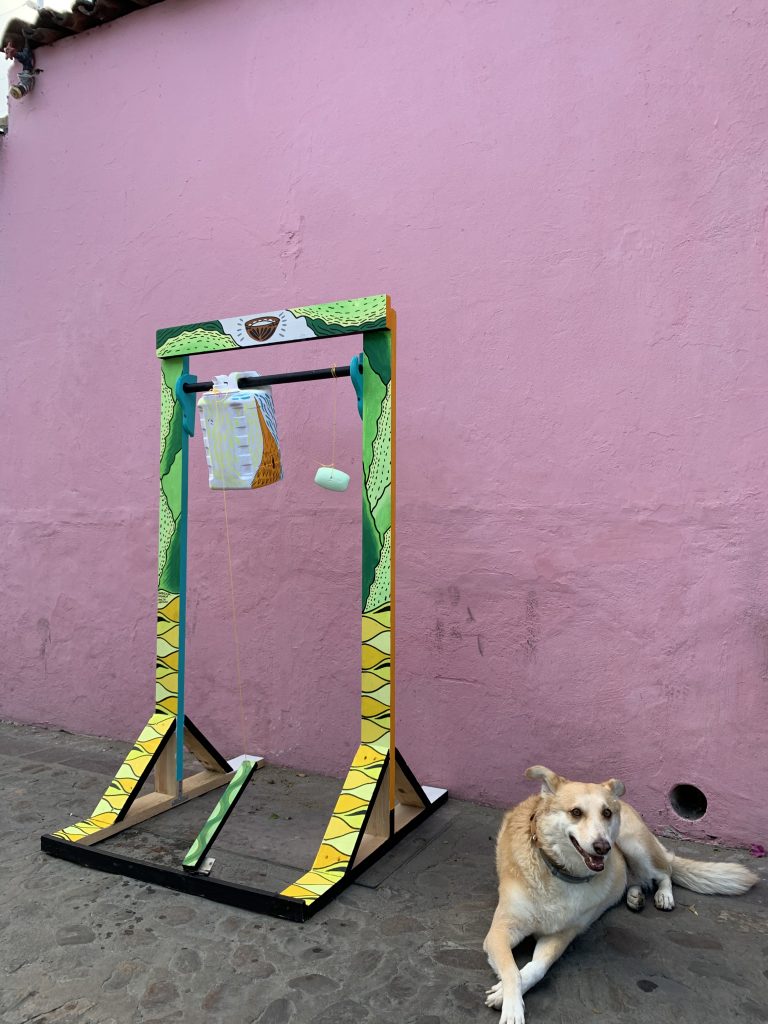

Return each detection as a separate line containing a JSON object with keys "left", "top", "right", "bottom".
{"left": 499, "top": 999, "right": 526, "bottom": 1024}
{"left": 485, "top": 985, "right": 525, "bottom": 1023}
{"left": 485, "top": 981, "right": 503, "bottom": 1010}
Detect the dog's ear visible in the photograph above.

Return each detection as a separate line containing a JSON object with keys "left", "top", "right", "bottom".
{"left": 602, "top": 778, "right": 625, "bottom": 798}
{"left": 525, "top": 765, "right": 564, "bottom": 795}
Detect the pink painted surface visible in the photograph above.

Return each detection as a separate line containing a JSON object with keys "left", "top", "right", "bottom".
{"left": 1, "top": 1, "right": 767, "bottom": 845}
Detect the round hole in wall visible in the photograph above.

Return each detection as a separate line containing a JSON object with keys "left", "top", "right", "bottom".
{"left": 668, "top": 784, "right": 707, "bottom": 821}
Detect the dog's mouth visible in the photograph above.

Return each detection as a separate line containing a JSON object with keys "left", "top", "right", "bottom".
{"left": 569, "top": 834, "right": 606, "bottom": 872}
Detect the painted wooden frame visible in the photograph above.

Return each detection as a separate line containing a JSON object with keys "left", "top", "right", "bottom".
{"left": 41, "top": 294, "right": 447, "bottom": 920}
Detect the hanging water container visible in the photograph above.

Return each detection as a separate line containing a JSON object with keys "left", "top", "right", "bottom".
{"left": 197, "top": 372, "right": 283, "bottom": 490}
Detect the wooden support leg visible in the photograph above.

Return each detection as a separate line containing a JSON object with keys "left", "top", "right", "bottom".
{"left": 154, "top": 739, "right": 178, "bottom": 798}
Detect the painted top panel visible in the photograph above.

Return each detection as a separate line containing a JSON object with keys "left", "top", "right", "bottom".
{"left": 156, "top": 295, "right": 390, "bottom": 359}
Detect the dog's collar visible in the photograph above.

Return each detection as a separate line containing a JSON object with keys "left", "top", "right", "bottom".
{"left": 537, "top": 846, "right": 594, "bottom": 884}
{"left": 530, "top": 813, "right": 593, "bottom": 885}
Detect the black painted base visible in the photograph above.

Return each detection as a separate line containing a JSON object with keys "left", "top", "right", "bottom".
{"left": 40, "top": 789, "right": 449, "bottom": 922}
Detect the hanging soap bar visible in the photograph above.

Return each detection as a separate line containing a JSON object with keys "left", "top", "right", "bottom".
{"left": 198, "top": 372, "right": 283, "bottom": 490}
{"left": 314, "top": 467, "right": 350, "bottom": 491}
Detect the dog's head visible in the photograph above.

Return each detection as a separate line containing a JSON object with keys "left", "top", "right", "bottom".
{"left": 526, "top": 765, "right": 625, "bottom": 875}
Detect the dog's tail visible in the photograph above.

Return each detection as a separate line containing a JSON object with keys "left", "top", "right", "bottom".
{"left": 670, "top": 854, "right": 758, "bottom": 895}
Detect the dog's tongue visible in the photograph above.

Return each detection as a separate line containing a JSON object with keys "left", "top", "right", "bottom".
{"left": 584, "top": 854, "right": 605, "bottom": 872}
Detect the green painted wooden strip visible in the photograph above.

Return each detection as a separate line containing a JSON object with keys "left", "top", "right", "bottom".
{"left": 361, "top": 330, "right": 392, "bottom": 612}
{"left": 182, "top": 759, "right": 259, "bottom": 870}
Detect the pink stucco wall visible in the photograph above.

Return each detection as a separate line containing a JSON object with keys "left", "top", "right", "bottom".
{"left": 2, "top": 0, "right": 767, "bottom": 846}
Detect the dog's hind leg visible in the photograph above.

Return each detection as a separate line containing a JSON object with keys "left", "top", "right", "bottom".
{"left": 626, "top": 884, "right": 645, "bottom": 911}
{"left": 518, "top": 927, "right": 580, "bottom": 995}
{"left": 483, "top": 908, "right": 526, "bottom": 1024}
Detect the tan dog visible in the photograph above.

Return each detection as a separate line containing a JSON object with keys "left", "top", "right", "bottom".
{"left": 483, "top": 766, "right": 759, "bottom": 1024}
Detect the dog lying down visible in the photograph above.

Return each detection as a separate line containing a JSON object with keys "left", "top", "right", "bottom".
{"left": 484, "top": 766, "right": 759, "bottom": 1024}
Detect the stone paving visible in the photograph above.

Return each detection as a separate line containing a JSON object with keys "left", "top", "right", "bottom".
{"left": 1, "top": 720, "right": 766, "bottom": 1024}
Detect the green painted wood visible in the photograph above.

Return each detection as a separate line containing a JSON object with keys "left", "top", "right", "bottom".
{"left": 361, "top": 329, "right": 392, "bottom": 613}
{"left": 154, "top": 356, "right": 190, "bottom": 781}
{"left": 182, "top": 759, "right": 259, "bottom": 870}
{"left": 156, "top": 295, "right": 389, "bottom": 359}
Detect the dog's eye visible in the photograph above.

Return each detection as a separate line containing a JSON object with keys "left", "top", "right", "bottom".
{"left": 602, "top": 808, "right": 612, "bottom": 819}
{"left": 570, "top": 808, "right": 583, "bottom": 819}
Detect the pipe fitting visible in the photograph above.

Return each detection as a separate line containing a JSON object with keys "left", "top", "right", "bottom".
{"left": 5, "top": 39, "right": 40, "bottom": 101}
{"left": 9, "top": 68, "right": 35, "bottom": 100}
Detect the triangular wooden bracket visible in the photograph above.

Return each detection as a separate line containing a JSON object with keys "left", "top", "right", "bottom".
{"left": 394, "top": 749, "right": 429, "bottom": 809}
{"left": 350, "top": 750, "right": 434, "bottom": 870}
{"left": 181, "top": 715, "right": 233, "bottom": 773}
{"left": 50, "top": 715, "right": 236, "bottom": 848}
{"left": 149, "top": 715, "right": 234, "bottom": 800}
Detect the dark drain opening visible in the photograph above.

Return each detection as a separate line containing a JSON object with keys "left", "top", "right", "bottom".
{"left": 669, "top": 784, "right": 707, "bottom": 820}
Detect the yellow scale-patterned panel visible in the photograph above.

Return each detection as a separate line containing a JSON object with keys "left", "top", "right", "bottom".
{"left": 281, "top": 604, "right": 393, "bottom": 904}
{"left": 361, "top": 604, "right": 391, "bottom": 749}
{"left": 51, "top": 712, "right": 175, "bottom": 843}
{"left": 281, "top": 742, "right": 387, "bottom": 902}
{"left": 155, "top": 592, "right": 180, "bottom": 715}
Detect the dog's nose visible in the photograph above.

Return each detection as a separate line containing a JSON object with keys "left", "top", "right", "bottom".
{"left": 593, "top": 839, "right": 611, "bottom": 856}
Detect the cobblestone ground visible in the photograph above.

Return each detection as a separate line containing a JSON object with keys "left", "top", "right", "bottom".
{"left": 1, "top": 721, "right": 765, "bottom": 1024}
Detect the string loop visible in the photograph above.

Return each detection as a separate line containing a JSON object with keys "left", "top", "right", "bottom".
{"left": 222, "top": 488, "right": 249, "bottom": 757}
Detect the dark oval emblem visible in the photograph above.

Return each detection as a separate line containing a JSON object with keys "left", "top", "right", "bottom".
{"left": 244, "top": 316, "right": 280, "bottom": 341}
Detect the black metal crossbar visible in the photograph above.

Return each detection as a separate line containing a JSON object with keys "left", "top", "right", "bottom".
{"left": 183, "top": 364, "right": 354, "bottom": 393}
